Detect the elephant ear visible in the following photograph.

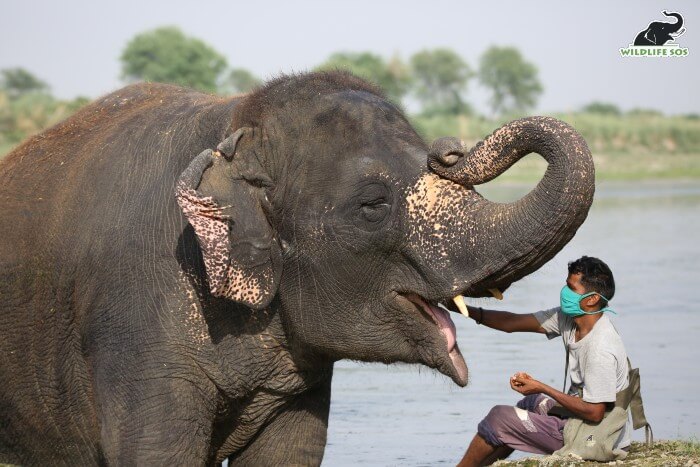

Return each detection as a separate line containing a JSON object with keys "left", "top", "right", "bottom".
{"left": 176, "top": 128, "right": 282, "bottom": 310}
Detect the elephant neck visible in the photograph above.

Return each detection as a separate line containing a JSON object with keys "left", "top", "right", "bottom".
{"left": 209, "top": 305, "right": 332, "bottom": 400}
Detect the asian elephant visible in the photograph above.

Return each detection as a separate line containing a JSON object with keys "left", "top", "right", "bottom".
{"left": 0, "top": 71, "right": 594, "bottom": 466}
{"left": 634, "top": 10, "right": 685, "bottom": 46}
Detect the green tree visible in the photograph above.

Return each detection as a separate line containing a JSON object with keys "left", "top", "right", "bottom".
{"left": 221, "top": 68, "right": 262, "bottom": 94}
{"left": 0, "top": 92, "right": 89, "bottom": 152}
{"left": 316, "top": 51, "right": 411, "bottom": 103}
{"left": 0, "top": 68, "right": 49, "bottom": 99}
{"left": 478, "top": 46, "right": 542, "bottom": 116}
{"left": 581, "top": 101, "right": 622, "bottom": 116}
{"left": 410, "top": 48, "right": 473, "bottom": 116}
{"left": 120, "top": 26, "right": 227, "bottom": 93}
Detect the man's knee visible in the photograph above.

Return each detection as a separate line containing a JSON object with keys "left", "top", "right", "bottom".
{"left": 516, "top": 394, "right": 555, "bottom": 415}
{"left": 515, "top": 394, "right": 539, "bottom": 411}
{"left": 484, "top": 405, "right": 514, "bottom": 425}
{"left": 478, "top": 405, "right": 515, "bottom": 446}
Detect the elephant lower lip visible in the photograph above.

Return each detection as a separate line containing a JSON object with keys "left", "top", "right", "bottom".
{"left": 449, "top": 346, "right": 468, "bottom": 386}
{"left": 402, "top": 293, "right": 468, "bottom": 386}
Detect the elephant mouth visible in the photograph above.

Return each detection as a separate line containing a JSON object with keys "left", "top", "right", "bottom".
{"left": 396, "top": 293, "right": 468, "bottom": 387}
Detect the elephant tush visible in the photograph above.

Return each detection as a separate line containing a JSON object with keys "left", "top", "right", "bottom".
{"left": 634, "top": 10, "right": 685, "bottom": 46}
{"left": 0, "top": 71, "right": 594, "bottom": 465}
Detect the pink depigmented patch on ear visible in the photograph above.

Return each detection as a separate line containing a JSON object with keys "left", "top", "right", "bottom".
{"left": 176, "top": 183, "right": 270, "bottom": 307}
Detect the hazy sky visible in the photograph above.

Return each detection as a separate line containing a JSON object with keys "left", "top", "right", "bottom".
{"left": 1, "top": 0, "right": 698, "bottom": 114}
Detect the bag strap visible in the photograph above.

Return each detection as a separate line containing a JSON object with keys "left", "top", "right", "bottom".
{"left": 561, "top": 327, "right": 574, "bottom": 393}
{"left": 547, "top": 341, "right": 574, "bottom": 419}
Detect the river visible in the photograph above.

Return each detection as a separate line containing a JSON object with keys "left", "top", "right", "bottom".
{"left": 322, "top": 180, "right": 700, "bottom": 466}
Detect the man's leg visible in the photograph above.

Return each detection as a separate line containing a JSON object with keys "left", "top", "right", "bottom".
{"left": 457, "top": 433, "right": 513, "bottom": 467}
{"left": 457, "top": 398, "right": 566, "bottom": 466}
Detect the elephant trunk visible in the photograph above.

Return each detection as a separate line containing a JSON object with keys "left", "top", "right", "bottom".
{"left": 663, "top": 11, "right": 683, "bottom": 33}
{"left": 428, "top": 116, "right": 595, "bottom": 294}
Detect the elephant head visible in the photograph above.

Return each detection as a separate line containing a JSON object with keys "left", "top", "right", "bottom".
{"left": 634, "top": 11, "right": 685, "bottom": 46}
{"left": 177, "top": 72, "right": 594, "bottom": 386}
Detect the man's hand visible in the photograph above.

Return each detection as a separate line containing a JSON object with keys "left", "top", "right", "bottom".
{"left": 510, "top": 372, "right": 543, "bottom": 395}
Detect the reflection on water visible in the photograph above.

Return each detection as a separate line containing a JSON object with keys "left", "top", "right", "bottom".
{"left": 323, "top": 181, "right": 700, "bottom": 466}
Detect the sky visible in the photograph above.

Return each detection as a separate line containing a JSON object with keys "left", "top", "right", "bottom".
{"left": 1, "top": 0, "right": 698, "bottom": 115}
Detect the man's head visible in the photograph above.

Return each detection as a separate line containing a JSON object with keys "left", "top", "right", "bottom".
{"left": 567, "top": 256, "right": 615, "bottom": 311}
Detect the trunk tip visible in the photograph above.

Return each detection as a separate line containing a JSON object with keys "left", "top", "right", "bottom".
{"left": 428, "top": 137, "right": 465, "bottom": 168}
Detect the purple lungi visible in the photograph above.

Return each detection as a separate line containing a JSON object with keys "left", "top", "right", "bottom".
{"left": 477, "top": 394, "right": 568, "bottom": 455}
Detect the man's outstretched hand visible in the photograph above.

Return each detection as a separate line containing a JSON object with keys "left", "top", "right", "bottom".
{"left": 510, "top": 372, "right": 544, "bottom": 395}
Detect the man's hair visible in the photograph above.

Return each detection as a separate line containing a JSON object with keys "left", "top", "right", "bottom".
{"left": 568, "top": 256, "right": 615, "bottom": 308}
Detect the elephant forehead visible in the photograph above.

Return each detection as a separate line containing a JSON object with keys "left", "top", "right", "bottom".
{"left": 322, "top": 90, "right": 398, "bottom": 119}
{"left": 353, "top": 156, "right": 392, "bottom": 176}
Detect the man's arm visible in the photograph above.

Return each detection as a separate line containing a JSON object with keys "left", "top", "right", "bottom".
{"left": 464, "top": 305, "right": 547, "bottom": 334}
{"left": 511, "top": 373, "right": 607, "bottom": 423}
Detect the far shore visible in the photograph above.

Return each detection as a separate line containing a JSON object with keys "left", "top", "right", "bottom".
{"left": 1, "top": 140, "right": 698, "bottom": 183}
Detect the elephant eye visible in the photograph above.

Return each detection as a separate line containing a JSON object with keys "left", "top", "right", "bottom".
{"left": 360, "top": 200, "right": 390, "bottom": 223}
{"left": 349, "top": 180, "right": 393, "bottom": 231}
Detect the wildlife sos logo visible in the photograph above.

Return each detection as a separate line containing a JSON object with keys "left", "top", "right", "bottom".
{"left": 620, "top": 10, "right": 689, "bottom": 57}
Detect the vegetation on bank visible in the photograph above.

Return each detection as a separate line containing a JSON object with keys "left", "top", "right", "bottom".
{"left": 413, "top": 112, "right": 700, "bottom": 181}
{"left": 0, "top": 91, "right": 87, "bottom": 154}
{"left": 2, "top": 88, "right": 698, "bottom": 181}
{"left": 495, "top": 440, "right": 700, "bottom": 466}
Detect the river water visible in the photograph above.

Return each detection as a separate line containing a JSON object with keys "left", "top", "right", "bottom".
{"left": 323, "top": 180, "right": 700, "bottom": 466}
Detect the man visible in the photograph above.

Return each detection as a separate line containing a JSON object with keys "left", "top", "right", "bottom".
{"left": 457, "top": 256, "right": 630, "bottom": 466}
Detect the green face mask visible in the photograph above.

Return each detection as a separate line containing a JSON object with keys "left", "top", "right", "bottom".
{"left": 560, "top": 285, "right": 616, "bottom": 317}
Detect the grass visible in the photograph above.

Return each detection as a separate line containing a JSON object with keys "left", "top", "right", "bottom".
{"left": 410, "top": 112, "right": 700, "bottom": 182}
{"left": 494, "top": 440, "right": 700, "bottom": 466}
{"left": 411, "top": 113, "right": 700, "bottom": 155}
{"left": 593, "top": 152, "right": 700, "bottom": 181}
{"left": 438, "top": 150, "right": 700, "bottom": 184}
{"left": 0, "top": 142, "right": 14, "bottom": 159}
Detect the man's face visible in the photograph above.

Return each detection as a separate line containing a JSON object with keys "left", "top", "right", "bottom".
{"left": 566, "top": 272, "right": 587, "bottom": 294}
{"left": 566, "top": 272, "right": 601, "bottom": 310}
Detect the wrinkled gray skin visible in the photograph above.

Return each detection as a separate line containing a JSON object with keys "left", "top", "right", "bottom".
{"left": 0, "top": 72, "right": 594, "bottom": 466}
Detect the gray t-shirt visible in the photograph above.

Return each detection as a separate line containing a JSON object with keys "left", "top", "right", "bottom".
{"left": 534, "top": 307, "right": 631, "bottom": 448}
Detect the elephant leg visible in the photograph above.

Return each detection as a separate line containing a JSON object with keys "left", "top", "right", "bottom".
{"left": 95, "top": 368, "right": 218, "bottom": 466}
{"left": 227, "top": 376, "right": 332, "bottom": 466}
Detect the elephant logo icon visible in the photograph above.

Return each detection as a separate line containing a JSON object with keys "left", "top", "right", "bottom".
{"left": 620, "top": 10, "right": 689, "bottom": 57}
{"left": 634, "top": 10, "right": 685, "bottom": 45}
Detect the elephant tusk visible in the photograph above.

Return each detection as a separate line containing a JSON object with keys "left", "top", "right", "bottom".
{"left": 453, "top": 295, "right": 469, "bottom": 318}
{"left": 489, "top": 288, "right": 503, "bottom": 300}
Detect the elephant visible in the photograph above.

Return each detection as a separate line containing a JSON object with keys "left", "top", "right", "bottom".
{"left": 634, "top": 10, "right": 685, "bottom": 46}
{"left": 0, "top": 71, "right": 594, "bottom": 466}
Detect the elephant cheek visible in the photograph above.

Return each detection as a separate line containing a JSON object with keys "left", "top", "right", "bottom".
{"left": 403, "top": 172, "right": 477, "bottom": 276}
